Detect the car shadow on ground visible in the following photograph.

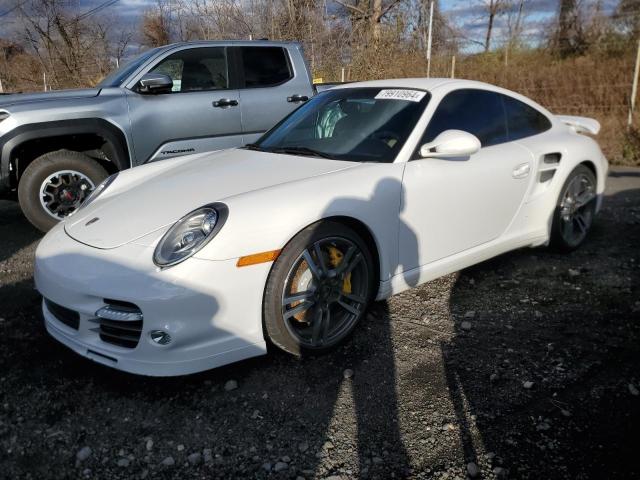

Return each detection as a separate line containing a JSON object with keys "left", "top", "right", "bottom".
{"left": 439, "top": 187, "right": 640, "bottom": 478}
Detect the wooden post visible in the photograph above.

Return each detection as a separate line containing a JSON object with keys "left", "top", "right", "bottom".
{"left": 0, "top": 78, "right": 4, "bottom": 93}
{"left": 426, "top": 1, "right": 434, "bottom": 78}
{"left": 628, "top": 38, "right": 640, "bottom": 129}
{"left": 43, "top": 72, "right": 47, "bottom": 92}
{"left": 341, "top": 67, "right": 345, "bottom": 83}
{"left": 451, "top": 55, "right": 455, "bottom": 79}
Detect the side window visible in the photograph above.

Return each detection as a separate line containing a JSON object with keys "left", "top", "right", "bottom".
{"left": 503, "top": 95, "right": 552, "bottom": 141}
{"left": 148, "top": 47, "right": 228, "bottom": 93}
{"left": 422, "top": 89, "right": 508, "bottom": 148}
{"left": 240, "top": 47, "right": 292, "bottom": 88}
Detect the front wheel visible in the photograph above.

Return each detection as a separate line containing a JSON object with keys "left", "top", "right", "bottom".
{"left": 550, "top": 165, "right": 597, "bottom": 252}
{"left": 18, "top": 150, "right": 108, "bottom": 232}
{"left": 263, "top": 221, "right": 375, "bottom": 356}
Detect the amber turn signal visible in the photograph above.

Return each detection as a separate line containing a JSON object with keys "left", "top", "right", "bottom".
{"left": 236, "top": 249, "right": 281, "bottom": 267}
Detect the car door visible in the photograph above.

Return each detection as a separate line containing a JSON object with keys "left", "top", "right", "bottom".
{"left": 231, "top": 46, "right": 314, "bottom": 145}
{"left": 126, "top": 46, "right": 243, "bottom": 163}
{"left": 398, "top": 88, "right": 534, "bottom": 272}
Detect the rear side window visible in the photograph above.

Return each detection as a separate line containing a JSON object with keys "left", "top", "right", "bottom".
{"left": 422, "top": 89, "right": 508, "bottom": 147}
{"left": 240, "top": 47, "right": 292, "bottom": 88}
{"left": 502, "top": 95, "right": 551, "bottom": 140}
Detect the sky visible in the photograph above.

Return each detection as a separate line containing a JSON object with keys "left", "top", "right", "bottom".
{"left": 0, "top": 0, "right": 623, "bottom": 52}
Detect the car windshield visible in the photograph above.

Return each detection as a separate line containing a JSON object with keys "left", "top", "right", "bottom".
{"left": 249, "top": 87, "right": 429, "bottom": 163}
{"left": 97, "top": 48, "right": 162, "bottom": 88}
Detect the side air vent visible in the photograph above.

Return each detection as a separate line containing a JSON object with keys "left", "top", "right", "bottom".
{"left": 90, "top": 300, "right": 143, "bottom": 349}
{"left": 44, "top": 298, "right": 80, "bottom": 330}
{"left": 540, "top": 170, "right": 556, "bottom": 183}
{"left": 543, "top": 152, "right": 562, "bottom": 164}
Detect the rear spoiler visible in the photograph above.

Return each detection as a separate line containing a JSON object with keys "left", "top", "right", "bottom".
{"left": 556, "top": 115, "right": 600, "bottom": 135}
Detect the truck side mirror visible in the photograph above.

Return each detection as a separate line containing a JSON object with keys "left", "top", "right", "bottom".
{"left": 138, "top": 73, "right": 173, "bottom": 94}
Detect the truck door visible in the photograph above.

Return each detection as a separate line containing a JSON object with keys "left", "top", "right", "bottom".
{"left": 231, "top": 46, "right": 315, "bottom": 145}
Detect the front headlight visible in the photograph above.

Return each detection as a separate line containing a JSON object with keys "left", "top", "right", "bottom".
{"left": 0, "top": 111, "right": 9, "bottom": 123}
{"left": 154, "top": 203, "right": 228, "bottom": 267}
{"left": 76, "top": 172, "right": 119, "bottom": 213}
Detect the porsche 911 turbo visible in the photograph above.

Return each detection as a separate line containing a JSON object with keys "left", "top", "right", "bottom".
{"left": 34, "top": 78, "right": 608, "bottom": 376}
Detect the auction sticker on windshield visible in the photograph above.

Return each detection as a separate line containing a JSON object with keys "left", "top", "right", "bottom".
{"left": 375, "top": 89, "right": 427, "bottom": 102}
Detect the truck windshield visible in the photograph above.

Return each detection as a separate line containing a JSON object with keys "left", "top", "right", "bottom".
{"left": 248, "top": 87, "right": 429, "bottom": 163}
{"left": 97, "top": 48, "right": 161, "bottom": 88}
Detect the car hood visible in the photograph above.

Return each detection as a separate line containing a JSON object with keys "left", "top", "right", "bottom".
{"left": 0, "top": 88, "right": 100, "bottom": 108}
{"left": 64, "top": 149, "right": 357, "bottom": 249}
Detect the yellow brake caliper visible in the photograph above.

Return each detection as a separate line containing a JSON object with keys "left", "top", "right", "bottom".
{"left": 327, "top": 246, "right": 352, "bottom": 294}
{"left": 290, "top": 245, "right": 351, "bottom": 323}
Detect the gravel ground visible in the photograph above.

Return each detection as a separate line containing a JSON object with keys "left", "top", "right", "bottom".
{"left": 0, "top": 167, "right": 639, "bottom": 480}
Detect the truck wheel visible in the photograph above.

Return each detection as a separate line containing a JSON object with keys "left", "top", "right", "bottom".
{"left": 18, "top": 150, "right": 108, "bottom": 232}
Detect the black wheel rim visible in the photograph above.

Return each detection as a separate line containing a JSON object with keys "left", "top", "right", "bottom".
{"left": 559, "top": 172, "right": 596, "bottom": 247}
{"left": 281, "top": 236, "right": 369, "bottom": 348}
{"left": 38, "top": 170, "right": 95, "bottom": 220}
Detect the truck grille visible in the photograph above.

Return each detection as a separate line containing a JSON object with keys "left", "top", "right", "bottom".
{"left": 91, "top": 300, "right": 143, "bottom": 349}
{"left": 44, "top": 298, "right": 80, "bottom": 330}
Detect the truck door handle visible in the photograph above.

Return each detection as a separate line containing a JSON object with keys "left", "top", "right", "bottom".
{"left": 213, "top": 98, "right": 238, "bottom": 108}
{"left": 512, "top": 163, "right": 531, "bottom": 179}
{"left": 287, "top": 94, "right": 309, "bottom": 103}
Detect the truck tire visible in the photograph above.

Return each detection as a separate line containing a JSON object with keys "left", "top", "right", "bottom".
{"left": 18, "top": 150, "right": 108, "bottom": 232}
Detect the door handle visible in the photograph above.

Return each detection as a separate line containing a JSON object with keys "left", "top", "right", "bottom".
{"left": 212, "top": 98, "right": 239, "bottom": 108}
{"left": 512, "top": 163, "right": 531, "bottom": 179}
{"left": 287, "top": 94, "right": 309, "bottom": 103}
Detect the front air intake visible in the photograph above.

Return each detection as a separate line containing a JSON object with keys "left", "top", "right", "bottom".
{"left": 44, "top": 298, "right": 80, "bottom": 330}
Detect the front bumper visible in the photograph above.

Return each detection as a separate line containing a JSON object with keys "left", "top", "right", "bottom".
{"left": 35, "top": 224, "right": 270, "bottom": 376}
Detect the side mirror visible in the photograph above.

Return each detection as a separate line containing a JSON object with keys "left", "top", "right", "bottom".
{"left": 419, "top": 130, "right": 481, "bottom": 159}
{"left": 137, "top": 73, "right": 173, "bottom": 94}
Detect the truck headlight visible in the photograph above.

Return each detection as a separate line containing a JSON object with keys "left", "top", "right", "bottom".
{"left": 154, "top": 203, "right": 228, "bottom": 267}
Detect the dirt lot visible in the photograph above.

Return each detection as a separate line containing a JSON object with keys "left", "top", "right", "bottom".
{"left": 0, "top": 168, "right": 639, "bottom": 480}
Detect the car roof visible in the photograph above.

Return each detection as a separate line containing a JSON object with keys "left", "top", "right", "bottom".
{"left": 333, "top": 77, "right": 509, "bottom": 93}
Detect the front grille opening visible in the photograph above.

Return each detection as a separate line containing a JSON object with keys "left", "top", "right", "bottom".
{"left": 91, "top": 300, "right": 143, "bottom": 349}
{"left": 44, "top": 298, "right": 80, "bottom": 330}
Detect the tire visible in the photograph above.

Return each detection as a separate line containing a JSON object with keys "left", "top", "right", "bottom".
{"left": 550, "top": 165, "right": 597, "bottom": 252}
{"left": 263, "top": 220, "right": 376, "bottom": 356}
{"left": 18, "top": 150, "right": 109, "bottom": 232}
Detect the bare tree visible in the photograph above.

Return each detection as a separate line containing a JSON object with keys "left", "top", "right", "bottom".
{"left": 334, "top": 0, "right": 404, "bottom": 42}
{"left": 554, "top": 0, "right": 586, "bottom": 57}
{"left": 141, "top": 0, "right": 172, "bottom": 47}
{"left": 481, "top": 0, "right": 506, "bottom": 52}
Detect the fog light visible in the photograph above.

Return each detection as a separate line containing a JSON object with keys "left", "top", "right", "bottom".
{"left": 150, "top": 330, "right": 172, "bottom": 345}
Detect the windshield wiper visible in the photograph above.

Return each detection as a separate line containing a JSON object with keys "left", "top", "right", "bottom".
{"left": 269, "top": 146, "right": 336, "bottom": 159}
{"left": 243, "top": 143, "right": 267, "bottom": 151}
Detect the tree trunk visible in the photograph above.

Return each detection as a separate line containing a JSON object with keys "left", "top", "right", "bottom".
{"left": 484, "top": 9, "right": 495, "bottom": 52}
{"left": 372, "top": 0, "right": 382, "bottom": 42}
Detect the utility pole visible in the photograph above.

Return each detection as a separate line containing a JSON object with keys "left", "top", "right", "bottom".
{"left": 0, "top": 78, "right": 4, "bottom": 93}
{"left": 451, "top": 56, "right": 455, "bottom": 79}
{"left": 426, "top": 1, "right": 434, "bottom": 78}
{"left": 43, "top": 72, "right": 47, "bottom": 92}
{"left": 628, "top": 38, "right": 640, "bottom": 129}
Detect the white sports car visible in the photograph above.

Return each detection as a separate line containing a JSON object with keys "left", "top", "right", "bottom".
{"left": 34, "top": 78, "right": 608, "bottom": 376}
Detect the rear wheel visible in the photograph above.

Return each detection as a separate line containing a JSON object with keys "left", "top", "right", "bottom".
{"left": 263, "top": 221, "right": 375, "bottom": 356}
{"left": 550, "top": 165, "right": 597, "bottom": 252}
{"left": 18, "top": 150, "right": 108, "bottom": 232}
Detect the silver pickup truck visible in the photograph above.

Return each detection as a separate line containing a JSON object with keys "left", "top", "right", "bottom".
{"left": 0, "top": 40, "right": 317, "bottom": 231}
